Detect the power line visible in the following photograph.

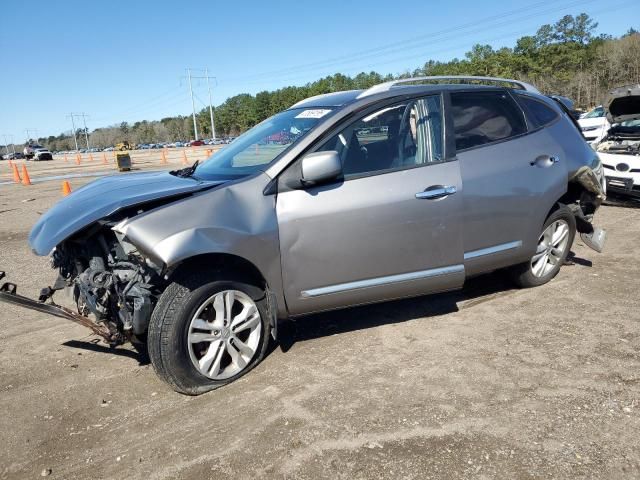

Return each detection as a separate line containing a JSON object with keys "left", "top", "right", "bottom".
{"left": 224, "top": 0, "right": 599, "bottom": 85}
{"left": 90, "top": 90, "right": 191, "bottom": 126}
{"left": 91, "top": 85, "right": 185, "bottom": 123}
{"left": 24, "top": 129, "right": 39, "bottom": 142}
{"left": 227, "top": 0, "right": 633, "bottom": 89}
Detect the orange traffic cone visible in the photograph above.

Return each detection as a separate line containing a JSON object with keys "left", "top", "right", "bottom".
{"left": 75, "top": 154, "right": 81, "bottom": 165}
{"left": 182, "top": 150, "right": 188, "bottom": 165}
{"left": 21, "top": 164, "right": 32, "bottom": 186}
{"left": 161, "top": 150, "right": 168, "bottom": 165}
{"left": 102, "top": 153, "right": 108, "bottom": 165}
{"left": 89, "top": 153, "right": 94, "bottom": 162}
{"left": 205, "top": 149, "right": 212, "bottom": 157}
{"left": 12, "top": 163, "right": 21, "bottom": 183}
{"left": 62, "top": 180, "right": 72, "bottom": 196}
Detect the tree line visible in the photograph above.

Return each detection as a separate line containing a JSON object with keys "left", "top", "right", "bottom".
{"left": 30, "top": 14, "right": 640, "bottom": 152}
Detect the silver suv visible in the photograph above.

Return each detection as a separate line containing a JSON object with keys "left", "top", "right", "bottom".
{"left": 0, "top": 76, "right": 607, "bottom": 394}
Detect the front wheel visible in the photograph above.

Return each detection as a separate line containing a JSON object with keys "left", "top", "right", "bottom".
{"left": 148, "top": 271, "right": 270, "bottom": 395}
{"left": 509, "top": 205, "right": 576, "bottom": 288}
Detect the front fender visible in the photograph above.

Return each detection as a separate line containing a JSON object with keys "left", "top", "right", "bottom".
{"left": 118, "top": 173, "right": 287, "bottom": 317}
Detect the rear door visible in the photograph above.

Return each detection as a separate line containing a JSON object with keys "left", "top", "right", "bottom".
{"left": 450, "top": 90, "right": 567, "bottom": 276}
{"left": 277, "top": 95, "right": 465, "bottom": 315}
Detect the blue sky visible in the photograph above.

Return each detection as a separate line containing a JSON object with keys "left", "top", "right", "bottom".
{"left": 1, "top": 0, "right": 638, "bottom": 142}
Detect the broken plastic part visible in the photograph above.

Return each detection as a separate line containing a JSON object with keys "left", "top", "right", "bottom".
{"left": 0, "top": 271, "right": 117, "bottom": 344}
{"left": 580, "top": 228, "right": 607, "bottom": 253}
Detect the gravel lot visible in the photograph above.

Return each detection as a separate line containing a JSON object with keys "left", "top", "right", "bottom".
{"left": 1, "top": 157, "right": 639, "bottom": 479}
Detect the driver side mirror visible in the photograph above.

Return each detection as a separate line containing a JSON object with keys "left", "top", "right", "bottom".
{"left": 300, "top": 151, "right": 342, "bottom": 186}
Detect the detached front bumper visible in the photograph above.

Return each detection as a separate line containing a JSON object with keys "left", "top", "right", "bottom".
{"left": 0, "top": 271, "right": 115, "bottom": 344}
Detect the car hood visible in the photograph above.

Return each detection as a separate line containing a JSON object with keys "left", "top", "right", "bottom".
{"left": 29, "top": 171, "right": 224, "bottom": 256}
{"left": 605, "top": 84, "right": 640, "bottom": 124}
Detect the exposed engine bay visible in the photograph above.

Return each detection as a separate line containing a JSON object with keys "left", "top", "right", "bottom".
{"left": 596, "top": 123, "right": 640, "bottom": 156}
{"left": 45, "top": 222, "right": 162, "bottom": 346}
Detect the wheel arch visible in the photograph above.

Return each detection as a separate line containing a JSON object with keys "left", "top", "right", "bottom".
{"left": 547, "top": 173, "right": 603, "bottom": 234}
{"left": 168, "top": 252, "right": 267, "bottom": 289}
{"left": 167, "top": 252, "right": 281, "bottom": 340}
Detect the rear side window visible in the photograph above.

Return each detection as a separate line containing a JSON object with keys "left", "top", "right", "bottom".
{"left": 516, "top": 94, "right": 559, "bottom": 129}
{"left": 450, "top": 91, "right": 526, "bottom": 151}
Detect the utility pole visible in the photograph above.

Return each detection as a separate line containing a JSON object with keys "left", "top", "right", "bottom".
{"left": 24, "top": 128, "right": 39, "bottom": 143}
{"left": 186, "top": 68, "right": 217, "bottom": 140}
{"left": 205, "top": 68, "right": 216, "bottom": 141}
{"left": 2, "top": 135, "right": 15, "bottom": 155}
{"left": 78, "top": 113, "right": 90, "bottom": 149}
{"left": 67, "top": 114, "right": 79, "bottom": 151}
{"left": 67, "top": 113, "right": 90, "bottom": 150}
{"left": 187, "top": 68, "right": 199, "bottom": 140}
{"left": 2, "top": 135, "right": 11, "bottom": 156}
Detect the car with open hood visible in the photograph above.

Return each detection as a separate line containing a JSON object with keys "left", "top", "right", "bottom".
{"left": 0, "top": 76, "right": 607, "bottom": 395}
{"left": 594, "top": 84, "right": 640, "bottom": 198}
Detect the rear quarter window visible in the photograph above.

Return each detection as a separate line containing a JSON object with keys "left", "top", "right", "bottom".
{"left": 515, "top": 94, "right": 560, "bottom": 129}
{"left": 450, "top": 91, "right": 527, "bottom": 151}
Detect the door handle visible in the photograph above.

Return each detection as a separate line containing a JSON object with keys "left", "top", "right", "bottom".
{"left": 530, "top": 155, "right": 560, "bottom": 167}
{"left": 415, "top": 185, "right": 457, "bottom": 200}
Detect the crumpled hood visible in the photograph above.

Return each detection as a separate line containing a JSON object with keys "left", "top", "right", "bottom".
{"left": 605, "top": 84, "right": 640, "bottom": 124}
{"left": 29, "top": 171, "right": 223, "bottom": 256}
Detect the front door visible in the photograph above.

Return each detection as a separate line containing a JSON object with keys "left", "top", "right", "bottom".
{"left": 276, "top": 95, "right": 465, "bottom": 315}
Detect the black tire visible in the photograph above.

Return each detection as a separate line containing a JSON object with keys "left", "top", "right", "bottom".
{"left": 148, "top": 269, "right": 270, "bottom": 395}
{"left": 509, "top": 204, "right": 576, "bottom": 288}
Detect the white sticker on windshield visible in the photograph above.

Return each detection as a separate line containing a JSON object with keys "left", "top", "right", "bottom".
{"left": 295, "top": 109, "right": 332, "bottom": 119}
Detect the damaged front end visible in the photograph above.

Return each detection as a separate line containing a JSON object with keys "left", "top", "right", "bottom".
{"left": 0, "top": 171, "right": 222, "bottom": 347}
{"left": 1, "top": 218, "right": 164, "bottom": 347}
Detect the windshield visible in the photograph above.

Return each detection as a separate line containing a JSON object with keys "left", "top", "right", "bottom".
{"left": 583, "top": 106, "right": 604, "bottom": 118}
{"left": 195, "top": 107, "right": 335, "bottom": 180}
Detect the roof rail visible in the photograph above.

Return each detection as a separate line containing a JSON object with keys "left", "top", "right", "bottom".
{"left": 357, "top": 76, "right": 540, "bottom": 98}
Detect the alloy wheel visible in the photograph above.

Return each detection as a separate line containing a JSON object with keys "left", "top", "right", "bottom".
{"left": 531, "top": 219, "right": 570, "bottom": 278}
{"left": 187, "top": 290, "right": 262, "bottom": 380}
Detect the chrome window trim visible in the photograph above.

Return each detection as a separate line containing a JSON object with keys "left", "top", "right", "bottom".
{"left": 463, "top": 240, "right": 522, "bottom": 260}
{"left": 301, "top": 265, "right": 464, "bottom": 298}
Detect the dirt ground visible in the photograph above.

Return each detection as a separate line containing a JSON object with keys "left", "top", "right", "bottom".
{"left": 1, "top": 157, "right": 639, "bottom": 479}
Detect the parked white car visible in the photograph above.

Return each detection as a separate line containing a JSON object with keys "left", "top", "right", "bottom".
{"left": 595, "top": 86, "right": 640, "bottom": 199}
{"left": 578, "top": 106, "right": 610, "bottom": 145}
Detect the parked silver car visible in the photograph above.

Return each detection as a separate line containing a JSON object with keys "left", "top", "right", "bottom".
{"left": 0, "top": 76, "right": 607, "bottom": 394}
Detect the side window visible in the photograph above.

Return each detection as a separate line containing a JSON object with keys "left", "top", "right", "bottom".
{"left": 317, "top": 95, "right": 444, "bottom": 177}
{"left": 516, "top": 94, "right": 560, "bottom": 129}
{"left": 450, "top": 91, "right": 526, "bottom": 151}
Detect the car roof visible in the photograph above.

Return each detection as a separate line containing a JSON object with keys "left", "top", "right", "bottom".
{"left": 289, "top": 84, "right": 536, "bottom": 110}
{"left": 290, "top": 90, "right": 363, "bottom": 109}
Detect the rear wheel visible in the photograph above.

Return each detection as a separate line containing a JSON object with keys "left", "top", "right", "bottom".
{"left": 509, "top": 205, "right": 576, "bottom": 288}
{"left": 148, "top": 270, "right": 270, "bottom": 395}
